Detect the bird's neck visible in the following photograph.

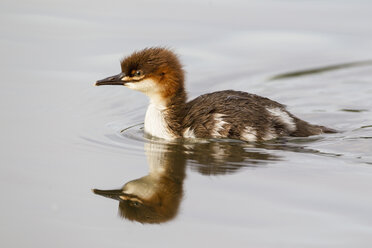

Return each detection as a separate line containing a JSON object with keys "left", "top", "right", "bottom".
{"left": 144, "top": 87, "right": 187, "bottom": 139}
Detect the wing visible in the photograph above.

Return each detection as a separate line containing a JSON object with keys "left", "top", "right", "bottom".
{"left": 182, "top": 90, "right": 289, "bottom": 140}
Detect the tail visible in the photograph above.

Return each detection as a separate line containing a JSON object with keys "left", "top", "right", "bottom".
{"left": 291, "top": 118, "right": 337, "bottom": 137}
{"left": 318, "top": 125, "right": 338, "bottom": 134}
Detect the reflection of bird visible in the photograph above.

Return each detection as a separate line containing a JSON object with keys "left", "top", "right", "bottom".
{"left": 96, "top": 47, "right": 336, "bottom": 141}
{"left": 92, "top": 133, "right": 339, "bottom": 223}
{"left": 92, "top": 139, "right": 281, "bottom": 223}
{"left": 93, "top": 142, "right": 186, "bottom": 224}
{"left": 185, "top": 141, "right": 279, "bottom": 175}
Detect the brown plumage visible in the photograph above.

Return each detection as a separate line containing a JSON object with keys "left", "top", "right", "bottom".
{"left": 96, "top": 47, "right": 336, "bottom": 141}
{"left": 120, "top": 47, "right": 186, "bottom": 101}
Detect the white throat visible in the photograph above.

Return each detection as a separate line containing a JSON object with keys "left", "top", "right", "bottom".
{"left": 144, "top": 102, "right": 175, "bottom": 140}
{"left": 125, "top": 78, "right": 176, "bottom": 140}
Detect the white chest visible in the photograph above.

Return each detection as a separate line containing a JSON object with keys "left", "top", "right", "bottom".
{"left": 144, "top": 104, "right": 175, "bottom": 140}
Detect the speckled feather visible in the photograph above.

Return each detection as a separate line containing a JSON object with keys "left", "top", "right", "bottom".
{"left": 175, "top": 90, "right": 331, "bottom": 141}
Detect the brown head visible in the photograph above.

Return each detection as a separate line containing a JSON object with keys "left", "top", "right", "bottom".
{"left": 96, "top": 47, "right": 185, "bottom": 106}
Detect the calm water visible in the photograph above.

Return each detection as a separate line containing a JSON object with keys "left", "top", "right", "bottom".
{"left": 1, "top": 0, "right": 372, "bottom": 247}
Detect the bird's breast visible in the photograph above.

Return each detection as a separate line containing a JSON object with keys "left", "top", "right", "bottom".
{"left": 144, "top": 104, "right": 176, "bottom": 140}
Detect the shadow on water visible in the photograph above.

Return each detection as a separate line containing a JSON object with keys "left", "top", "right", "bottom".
{"left": 268, "top": 60, "right": 372, "bottom": 80}
{"left": 92, "top": 129, "right": 341, "bottom": 224}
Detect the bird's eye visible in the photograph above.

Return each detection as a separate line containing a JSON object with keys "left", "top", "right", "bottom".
{"left": 131, "top": 201, "right": 141, "bottom": 207}
{"left": 135, "top": 70, "right": 143, "bottom": 76}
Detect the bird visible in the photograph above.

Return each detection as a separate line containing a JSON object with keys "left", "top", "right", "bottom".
{"left": 95, "top": 47, "right": 336, "bottom": 141}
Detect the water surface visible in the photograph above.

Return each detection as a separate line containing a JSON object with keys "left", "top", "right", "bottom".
{"left": 1, "top": 0, "right": 372, "bottom": 247}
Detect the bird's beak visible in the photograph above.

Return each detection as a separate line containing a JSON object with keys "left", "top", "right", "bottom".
{"left": 95, "top": 72, "right": 127, "bottom": 86}
{"left": 92, "top": 188, "right": 130, "bottom": 201}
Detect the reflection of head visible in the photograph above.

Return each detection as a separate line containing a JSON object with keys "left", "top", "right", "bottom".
{"left": 94, "top": 142, "right": 186, "bottom": 224}
{"left": 118, "top": 175, "right": 183, "bottom": 224}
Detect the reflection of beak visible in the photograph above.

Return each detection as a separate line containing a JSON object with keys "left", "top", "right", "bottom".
{"left": 92, "top": 189, "right": 130, "bottom": 201}
{"left": 95, "top": 72, "right": 126, "bottom": 86}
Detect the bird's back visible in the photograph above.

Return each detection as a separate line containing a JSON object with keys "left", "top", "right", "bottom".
{"left": 181, "top": 90, "right": 332, "bottom": 141}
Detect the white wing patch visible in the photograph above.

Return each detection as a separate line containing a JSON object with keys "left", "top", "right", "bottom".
{"left": 212, "top": 113, "right": 228, "bottom": 138}
{"left": 183, "top": 127, "right": 196, "bottom": 138}
{"left": 262, "top": 128, "right": 278, "bottom": 141}
{"left": 266, "top": 107, "right": 297, "bottom": 132}
{"left": 241, "top": 126, "right": 257, "bottom": 142}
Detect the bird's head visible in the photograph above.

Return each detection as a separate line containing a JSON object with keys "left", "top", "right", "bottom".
{"left": 96, "top": 47, "right": 185, "bottom": 106}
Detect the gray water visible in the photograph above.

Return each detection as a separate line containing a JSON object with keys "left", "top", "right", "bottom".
{"left": 1, "top": 0, "right": 372, "bottom": 247}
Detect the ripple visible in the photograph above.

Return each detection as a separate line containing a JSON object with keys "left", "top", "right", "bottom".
{"left": 84, "top": 117, "right": 372, "bottom": 172}
{"left": 340, "top": 109, "right": 369, "bottom": 113}
{"left": 119, "top": 122, "right": 146, "bottom": 143}
{"left": 269, "top": 60, "right": 372, "bottom": 80}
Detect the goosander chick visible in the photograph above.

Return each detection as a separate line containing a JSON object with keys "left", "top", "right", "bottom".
{"left": 96, "top": 47, "right": 335, "bottom": 141}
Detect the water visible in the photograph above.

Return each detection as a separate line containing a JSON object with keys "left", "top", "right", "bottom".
{"left": 1, "top": 0, "right": 372, "bottom": 247}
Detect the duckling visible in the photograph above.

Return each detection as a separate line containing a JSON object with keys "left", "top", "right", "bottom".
{"left": 96, "top": 47, "right": 335, "bottom": 141}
